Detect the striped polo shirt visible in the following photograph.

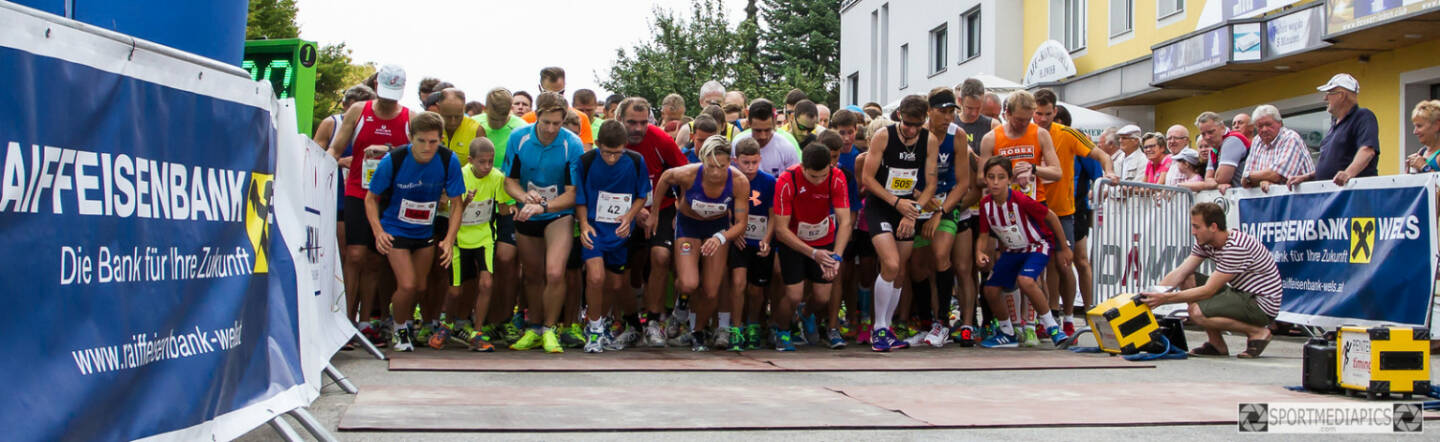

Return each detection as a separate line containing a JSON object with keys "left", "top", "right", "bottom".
{"left": 1190, "top": 230, "right": 1283, "bottom": 317}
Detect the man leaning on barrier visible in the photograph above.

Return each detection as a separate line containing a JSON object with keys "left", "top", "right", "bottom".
{"left": 1141, "top": 202, "right": 1282, "bottom": 358}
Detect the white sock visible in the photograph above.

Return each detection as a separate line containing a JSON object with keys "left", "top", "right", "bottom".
{"left": 997, "top": 319, "right": 1015, "bottom": 336}
{"left": 1062, "top": 316, "right": 1074, "bottom": 324}
{"left": 1039, "top": 312, "right": 1058, "bottom": 329}
{"left": 688, "top": 311, "right": 697, "bottom": 328}
{"left": 873, "top": 274, "right": 899, "bottom": 330}
{"left": 588, "top": 319, "right": 605, "bottom": 333}
{"left": 718, "top": 312, "right": 732, "bottom": 328}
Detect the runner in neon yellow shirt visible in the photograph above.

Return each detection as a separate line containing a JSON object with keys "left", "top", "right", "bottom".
{"left": 431, "top": 138, "right": 513, "bottom": 352}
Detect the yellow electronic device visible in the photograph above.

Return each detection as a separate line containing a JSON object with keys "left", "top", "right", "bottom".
{"left": 1085, "top": 293, "right": 1161, "bottom": 355}
{"left": 1336, "top": 326, "right": 1432, "bottom": 399}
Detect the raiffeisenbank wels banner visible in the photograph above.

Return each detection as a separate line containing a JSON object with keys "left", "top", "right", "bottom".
{"left": 0, "top": 4, "right": 351, "bottom": 441}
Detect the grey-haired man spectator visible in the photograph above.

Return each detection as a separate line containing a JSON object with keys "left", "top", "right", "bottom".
{"left": 1290, "top": 74, "right": 1379, "bottom": 186}
{"left": 1196, "top": 111, "right": 1250, "bottom": 193}
{"left": 1242, "top": 105, "right": 1315, "bottom": 192}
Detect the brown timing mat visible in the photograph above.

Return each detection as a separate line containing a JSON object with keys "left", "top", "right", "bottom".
{"left": 387, "top": 347, "right": 1156, "bottom": 372}
{"left": 338, "top": 382, "right": 1433, "bottom": 432}
{"left": 339, "top": 385, "right": 924, "bottom": 431}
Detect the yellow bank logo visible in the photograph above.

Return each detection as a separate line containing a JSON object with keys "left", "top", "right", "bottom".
{"left": 1349, "top": 217, "right": 1374, "bottom": 264}
{"left": 246, "top": 172, "right": 273, "bottom": 274}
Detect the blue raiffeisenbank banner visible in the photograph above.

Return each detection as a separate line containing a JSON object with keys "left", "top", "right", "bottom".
{"left": 0, "top": 15, "right": 306, "bottom": 442}
{"left": 1235, "top": 176, "right": 1438, "bottom": 328}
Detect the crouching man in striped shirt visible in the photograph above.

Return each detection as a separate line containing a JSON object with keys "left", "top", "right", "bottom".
{"left": 1142, "top": 202, "right": 1282, "bottom": 358}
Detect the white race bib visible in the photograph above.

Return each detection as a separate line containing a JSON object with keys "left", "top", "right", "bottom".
{"left": 528, "top": 182, "right": 559, "bottom": 202}
{"left": 744, "top": 214, "right": 768, "bottom": 241}
{"left": 917, "top": 192, "right": 946, "bottom": 220}
{"left": 885, "top": 168, "right": 917, "bottom": 196}
{"left": 690, "top": 199, "right": 729, "bottom": 219}
{"left": 797, "top": 216, "right": 831, "bottom": 242}
{"left": 461, "top": 198, "right": 493, "bottom": 226}
{"left": 596, "top": 191, "right": 631, "bottom": 224}
{"left": 643, "top": 188, "right": 655, "bottom": 208}
{"left": 996, "top": 224, "right": 1027, "bottom": 250}
{"left": 398, "top": 199, "right": 437, "bottom": 225}
{"left": 361, "top": 158, "right": 381, "bottom": 190}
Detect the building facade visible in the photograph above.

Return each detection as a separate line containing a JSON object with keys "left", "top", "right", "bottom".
{"left": 1020, "top": 0, "right": 1440, "bottom": 174}
{"left": 839, "top": 0, "right": 1024, "bottom": 109}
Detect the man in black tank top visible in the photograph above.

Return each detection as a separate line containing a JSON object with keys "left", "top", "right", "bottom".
{"left": 858, "top": 95, "right": 938, "bottom": 352}
{"left": 955, "top": 79, "right": 1002, "bottom": 156}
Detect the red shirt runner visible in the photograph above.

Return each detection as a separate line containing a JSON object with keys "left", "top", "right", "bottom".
{"left": 625, "top": 124, "right": 689, "bottom": 209}
{"left": 344, "top": 101, "right": 411, "bottom": 199}
{"left": 773, "top": 164, "right": 850, "bottom": 247}
{"left": 978, "top": 189, "right": 1053, "bottom": 254}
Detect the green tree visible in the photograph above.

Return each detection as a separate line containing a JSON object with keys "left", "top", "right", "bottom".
{"left": 599, "top": 0, "right": 742, "bottom": 115}
{"left": 758, "top": 0, "right": 842, "bottom": 109}
{"left": 246, "top": 0, "right": 368, "bottom": 130}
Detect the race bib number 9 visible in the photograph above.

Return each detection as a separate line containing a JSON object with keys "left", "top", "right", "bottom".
{"left": 461, "top": 198, "right": 494, "bottom": 226}
{"left": 362, "top": 158, "right": 381, "bottom": 190}
{"left": 399, "top": 199, "right": 437, "bottom": 225}
{"left": 885, "top": 168, "right": 917, "bottom": 196}
{"left": 596, "top": 191, "right": 631, "bottom": 224}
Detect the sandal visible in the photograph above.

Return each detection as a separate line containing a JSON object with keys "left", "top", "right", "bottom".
{"left": 1189, "top": 342, "right": 1226, "bottom": 356}
{"left": 1237, "top": 338, "right": 1270, "bottom": 359}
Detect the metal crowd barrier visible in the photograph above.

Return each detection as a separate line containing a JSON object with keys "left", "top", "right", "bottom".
{"left": 1088, "top": 179, "right": 1210, "bottom": 314}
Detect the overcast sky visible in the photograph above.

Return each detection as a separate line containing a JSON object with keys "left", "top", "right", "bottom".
{"left": 296, "top": 0, "right": 748, "bottom": 109}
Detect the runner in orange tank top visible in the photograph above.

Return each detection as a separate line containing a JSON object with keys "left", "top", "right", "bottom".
{"left": 979, "top": 91, "right": 1060, "bottom": 202}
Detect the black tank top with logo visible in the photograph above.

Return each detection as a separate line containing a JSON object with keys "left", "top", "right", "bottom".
{"left": 871, "top": 124, "right": 929, "bottom": 202}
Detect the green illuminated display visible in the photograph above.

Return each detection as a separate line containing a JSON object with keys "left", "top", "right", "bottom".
{"left": 243, "top": 38, "right": 317, "bottom": 136}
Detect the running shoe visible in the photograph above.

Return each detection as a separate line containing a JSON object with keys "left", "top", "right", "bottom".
{"left": 856, "top": 320, "right": 873, "bottom": 345}
{"left": 609, "top": 326, "right": 638, "bottom": 351}
{"left": 509, "top": 329, "right": 542, "bottom": 351}
{"left": 954, "top": 325, "right": 977, "bottom": 348}
{"left": 1062, "top": 321, "right": 1076, "bottom": 338}
{"left": 1046, "top": 325, "right": 1070, "bottom": 346}
{"left": 902, "top": 329, "right": 925, "bottom": 348}
{"left": 667, "top": 331, "right": 693, "bottom": 347}
{"left": 467, "top": 329, "right": 495, "bottom": 352}
{"left": 827, "top": 329, "right": 847, "bottom": 349}
{"left": 450, "top": 322, "right": 476, "bottom": 347}
{"left": 502, "top": 322, "right": 523, "bottom": 344}
{"left": 922, "top": 323, "right": 949, "bottom": 348}
{"left": 713, "top": 327, "right": 731, "bottom": 349}
{"left": 427, "top": 322, "right": 452, "bottom": 350}
{"left": 744, "top": 324, "right": 762, "bottom": 350}
{"left": 509, "top": 311, "right": 526, "bottom": 330}
{"left": 391, "top": 327, "right": 414, "bottom": 352}
{"left": 690, "top": 331, "right": 710, "bottom": 352}
{"left": 775, "top": 331, "right": 796, "bottom": 352}
{"left": 542, "top": 328, "right": 563, "bottom": 353}
{"left": 645, "top": 321, "right": 667, "bottom": 347}
{"left": 728, "top": 326, "right": 745, "bottom": 351}
{"left": 870, "top": 328, "right": 892, "bottom": 352}
{"left": 559, "top": 323, "right": 584, "bottom": 348}
{"left": 584, "top": 326, "right": 605, "bottom": 353}
{"left": 416, "top": 323, "right": 434, "bottom": 344}
{"left": 802, "top": 314, "right": 820, "bottom": 346}
{"left": 1021, "top": 326, "right": 1039, "bottom": 348}
{"left": 979, "top": 320, "right": 996, "bottom": 342}
{"left": 980, "top": 331, "right": 1019, "bottom": 348}
{"left": 666, "top": 310, "right": 688, "bottom": 339}
{"left": 481, "top": 324, "right": 507, "bottom": 347}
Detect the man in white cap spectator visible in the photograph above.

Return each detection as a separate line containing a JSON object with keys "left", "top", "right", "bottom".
{"left": 1243, "top": 104, "right": 1315, "bottom": 192}
{"left": 1113, "top": 125, "right": 1146, "bottom": 182}
{"left": 1289, "top": 73, "right": 1378, "bottom": 186}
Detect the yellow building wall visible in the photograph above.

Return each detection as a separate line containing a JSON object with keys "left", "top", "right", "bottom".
{"left": 1023, "top": 0, "right": 1208, "bottom": 76}
{"left": 1155, "top": 39, "right": 1440, "bottom": 176}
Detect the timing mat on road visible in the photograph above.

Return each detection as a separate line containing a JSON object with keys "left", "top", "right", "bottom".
{"left": 338, "top": 382, "right": 1403, "bottom": 432}
{"left": 386, "top": 346, "right": 1157, "bottom": 372}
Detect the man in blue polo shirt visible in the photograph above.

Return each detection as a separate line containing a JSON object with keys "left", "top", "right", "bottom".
{"left": 503, "top": 91, "right": 584, "bottom": 354}
{"left": 1289, "top": 73, "right": 1379, "bottom": 186}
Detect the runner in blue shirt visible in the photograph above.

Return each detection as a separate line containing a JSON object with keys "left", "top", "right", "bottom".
{"left": 726, "top": 137, "right": 776, "bottom": 351}
{"left": 576, "top": 121, "right": 651, "bottom": 353}
{"left": 502, "top": 92, "right": 584, "bottom": 354}
{"left": 364, "top": 111, "right": 466, "bottom": 352}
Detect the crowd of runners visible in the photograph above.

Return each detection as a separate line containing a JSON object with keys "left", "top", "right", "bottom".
{"left": 316, "top": 65, "right": 1120, "bottom": 355}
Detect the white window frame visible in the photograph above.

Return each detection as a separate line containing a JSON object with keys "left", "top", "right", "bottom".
{"left": 1156, "top": 0, "right": 1184, "bottom": 20}
{"left": 847, "top": 72, "right": 860, "bottom": 105}
{"left": 899, "top": 43, "right": 910, "bottom": 90}
{"left": 929, "top": 24, "right": 948, "bottom": 75}
{"left": 1052, "top": 0, "right": 1088, "bottom": 53}
{"left": 959, "top": 6, "right": 982, "bottom": 63}
{"left": 1110, "top": 0, "right": 1133, "bottom": 38}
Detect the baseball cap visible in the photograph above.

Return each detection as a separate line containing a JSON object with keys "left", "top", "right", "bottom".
{"left": 1316, "top": 73, "right": 1358, "bottom": 93}
{"left": 376, "top": 65, "right": 406, "bottom": 101}
{"left": 928, "top": 89, "right": 957, "bottom": 109}
{"left": 1172, "top": 148, "right": 1200, "bottom": 165}
{"left": 1117, "top": 124, "right": 1142, "bottom": 138}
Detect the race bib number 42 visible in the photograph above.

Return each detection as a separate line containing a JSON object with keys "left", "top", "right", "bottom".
{"left": 596, "top": 191, "right": 631, "bottom": 224}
